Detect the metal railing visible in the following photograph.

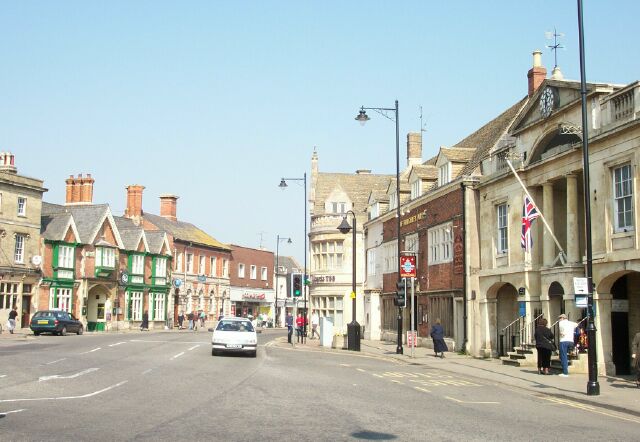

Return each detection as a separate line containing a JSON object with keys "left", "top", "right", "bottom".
{"left": 498, "top": 315, "right": 525, "bottom": 357}
{"left": 521, "top": 313, "right": 544, "bottom": 347}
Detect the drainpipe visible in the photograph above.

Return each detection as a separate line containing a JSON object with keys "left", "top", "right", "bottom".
{"left": 461, "top": 182, "right": 468, "bottom": 353}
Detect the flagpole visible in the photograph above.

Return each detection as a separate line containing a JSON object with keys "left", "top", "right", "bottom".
{"left": 506, "top": 159, "right": 566, "bottom": 262}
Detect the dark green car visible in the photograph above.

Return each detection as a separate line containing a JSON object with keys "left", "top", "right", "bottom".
{"left": 30, "top": 310, "right": 84, "bottom": 336}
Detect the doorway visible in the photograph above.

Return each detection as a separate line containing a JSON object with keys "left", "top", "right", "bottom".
{"left": 611, "top": 275, "right": 630, "bottom": 375}
{"left": 21, "top": 295, "right": 31, "bottom": 328}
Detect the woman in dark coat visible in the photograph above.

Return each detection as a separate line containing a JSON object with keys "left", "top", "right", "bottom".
{"left": 534, "top": 317, "right": 555, "bottom": 375}
{"left": 430, "top": 319, "right": 448, "bottom": 358}
{"left": 140, "top": 310, "right": 149, "bottom": 331}
{"left": 632, "top": 332, "right": 640, "bottom": 387}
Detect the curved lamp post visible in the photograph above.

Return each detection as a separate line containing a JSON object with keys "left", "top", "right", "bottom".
{"left": 279, "top": 174, "right": 308, "bottom": 343}
{"left": 275, "top": 235, "right": 292, "bottom": 327}
{"left": 338, "top": 211, "right": 360, "bottom": 351}
{"left": 355, "top": 100, "right": 403, "bottom": 354}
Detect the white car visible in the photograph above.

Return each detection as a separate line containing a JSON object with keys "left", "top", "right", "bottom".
{"left": 211, "top": 317, "right": 258, "bottom": 357}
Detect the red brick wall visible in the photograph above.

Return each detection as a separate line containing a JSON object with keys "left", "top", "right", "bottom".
{"left": 229, "top": 245, "right": 273, "bottom": 289}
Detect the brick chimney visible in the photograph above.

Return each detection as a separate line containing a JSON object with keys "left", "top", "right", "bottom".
{"left": 159, "top": 194, "right": 178, "bottom": 222}
{"left": 0, "top": 152, "right": 17, "bottom": 174}
{"left": 80, "top": 174, "right": 94, "bottom": 204}
{"left": 125, "top": 185, "right": 145, "bottom": 221}
{"left": 527, "top": 50, "right": 547, "bottom": 97}
{"left": 65, "top": 174, "right": 94, "bottom": 205}
{"left": 407, "top": 132, "right": 422, "bottom": 167}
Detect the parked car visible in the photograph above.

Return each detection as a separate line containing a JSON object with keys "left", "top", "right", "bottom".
{"left": 210, "top": 317, "right": 257, "bottom": 357}
{"left": 30, "top": 310, "right": 84, "bottom": 336}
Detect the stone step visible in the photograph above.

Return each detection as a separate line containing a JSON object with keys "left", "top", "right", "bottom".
{"left": 501, "top": 357, "right": 521, "bottom": 367}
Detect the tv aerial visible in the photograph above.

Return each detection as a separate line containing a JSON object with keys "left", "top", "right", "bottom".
{"left": 545, "top": 28, "right": 565, "bottom": 69}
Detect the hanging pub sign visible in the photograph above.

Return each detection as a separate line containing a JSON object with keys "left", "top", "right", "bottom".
{"left": 399, "top": 255, "right": 417, "bottom": 278}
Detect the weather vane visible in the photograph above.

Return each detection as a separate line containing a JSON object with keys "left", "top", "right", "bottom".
{"left": 545, "top": 28, "right": 565, "bottom": 69}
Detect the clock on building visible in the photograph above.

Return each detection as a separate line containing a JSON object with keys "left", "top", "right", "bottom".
{"left": 539, "top": 86, "right": 558, "bottom": 118}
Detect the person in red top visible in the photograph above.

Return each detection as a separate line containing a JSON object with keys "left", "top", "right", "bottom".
{"left": 295, "top": 313, "right": 304, "bottom": 343}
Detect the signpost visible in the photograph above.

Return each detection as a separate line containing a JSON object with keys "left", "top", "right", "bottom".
{"left": 400, "top": 253, "right": 417, "bottom": 357}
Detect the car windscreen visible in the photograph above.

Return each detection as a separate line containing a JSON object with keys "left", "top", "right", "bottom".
{"left": 216, "top": 320, "right": 255, "bottom": 332}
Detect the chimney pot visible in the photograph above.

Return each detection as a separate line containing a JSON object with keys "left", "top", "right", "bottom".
{"left": 527, "top": 50, "right": 547, "bottom": 98}
{"left": 159, "top": 194, "right": 179, "bottom": 222}
{"left": 125, "top": 185, "right": 145, "bottom": 221}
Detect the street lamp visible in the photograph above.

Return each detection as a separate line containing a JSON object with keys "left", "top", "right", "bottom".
{"left": 576, "top": 0, "right": 599, "bottom": 396}
{"left": 279, "top": 173, "right": 308, "bottom": 344}
{"left": 337, "top": 211, "right": 360, "bottom": 351}
{"left": 275, "top": 235, "right": 292, "bottom": 327}
{"left": 355, "top": 100, "right": 403, "bottom": 354}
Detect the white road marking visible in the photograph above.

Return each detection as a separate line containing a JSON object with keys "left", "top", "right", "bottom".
{"left": 0, "top": 375, "right": 7, "bottom": 378}
{"left": 340, "top": 364, "right": 351, "bottom": 367}
{"left": 445, "top": 396, "right": 499, "bottom": 404}
{"left": 414, "top": 387, "right": 431, "bottom": 393}
{"left": 542, "top": 397, "right": 640, "bottom": 423}
{"left": 391, "top": 380, "right": 404, "bottom": 385}
{"left": 0, "top": 380, "right": 128, "bottom": 403}
{"left": 108, "top": 342, "right": 126, "bottom": 347}
{"left": 39, "top": 368, "right": 100, "bottom": 382}
{"left": 45, "top": 358, "right": 66, "bottom": 365}
{"left": 141, "top": 368, "right": 153, "bottom": 375}
{"left": 0, "top": 409, "right": 26, "bottom": 415}
{"left": 188, "top": 345, "right": 200, "bottom": 351}
{"left": 79, "top": 347, "right": 101, "bottom": 354}
{"left": 356, "top": 368, "right": 366, "bottom": 373}
{"left": 171, "top": 352, "right": 185, "bottom": 360}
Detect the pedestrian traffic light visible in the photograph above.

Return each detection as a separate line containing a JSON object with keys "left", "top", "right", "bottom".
{"left": 394, "top": 279, "right": 406, "bottom": 307}
{"left": 291, "top": 273, "right": 302, "bottom": 297}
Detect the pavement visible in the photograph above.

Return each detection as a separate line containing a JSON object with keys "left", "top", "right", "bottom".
{"left": 4, "top": 326, "right": 640, "bottom": 417}
{"left": 277, "top": 333, "right": 640, "bottom": 418}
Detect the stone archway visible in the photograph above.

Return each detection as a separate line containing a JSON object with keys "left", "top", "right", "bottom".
{"left": 548, "top": 281, "right": 565, "bottom": 321}
{"left": 484, "top": 282, "right": 519, "bottom": 357}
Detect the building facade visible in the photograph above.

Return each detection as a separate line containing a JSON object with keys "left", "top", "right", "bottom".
{"left": 228, "top": 244, "right": 274, "bottom": 320}
{"left": 0, "top": 153, "right": 46, "bottom": 329}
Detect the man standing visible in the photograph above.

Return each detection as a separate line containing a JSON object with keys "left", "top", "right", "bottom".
{"left": 558, "top": 313, "right": 577, "bottom": 377}
{"left": 8, "top": 307, "right": 18, "bottom": 334}
{"left": 310, "top": 311, "right": 320, "bottom": 340}
{"left": 285, "top": 312, "right": 294, "bottom": 344}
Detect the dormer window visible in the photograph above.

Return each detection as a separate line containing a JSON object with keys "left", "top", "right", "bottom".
{"left": 411, "top": 180, "right": 422, "bottom": 199}
{"left": 389, "top": 193, "right": 397, "bottom": 211}
{"left": 331, "top": 202, "right": 347, "bottom": 214}
{"left": 438, "top": 163, "right": 451, "bottom": 186}
{"left": 369, "top": 203, "right": 379, "bottom": 220}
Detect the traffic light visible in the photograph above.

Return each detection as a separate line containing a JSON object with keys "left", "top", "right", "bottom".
{"left": 394, "top": 278, "right": 406, "bottom": 307}
{"left": 292, "top": 273, "right": 302, "bottom": 297}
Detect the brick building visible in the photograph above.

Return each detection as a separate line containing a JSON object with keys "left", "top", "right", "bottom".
{"left": 228, "top": 244, "right": 274, "bottom": 321}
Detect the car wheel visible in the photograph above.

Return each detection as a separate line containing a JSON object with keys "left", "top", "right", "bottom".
{"left": 33, "top": 331, "right": 40, "bottom": 336}
{"left": 250, "top": 351, "right": 257, "bottom": 358}
{"left": 60, "top": 326, "right": 67, "bottom": 336}
{"left": 77, "top": 326, "right": 83, "bottom": 335}
{"left": 212, "top": 349, "right": 218, "bottom": 356}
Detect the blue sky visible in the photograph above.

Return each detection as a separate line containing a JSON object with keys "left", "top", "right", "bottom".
{"left": 1, "top": 1, "right": 638, "bottom": 264}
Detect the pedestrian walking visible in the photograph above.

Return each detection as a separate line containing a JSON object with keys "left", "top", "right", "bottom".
{"left": 310, "top": 311, "right": 320, "bottom": 340}
{"left": 199, "top": 310, "right": 205, "bottom": 328}
{"left": 178, "top": 311, "right": 185, "bottom": 329}
{"left": 285, "top": 312, "right": 294, "bottom": 343}
{"left": 430, "top": 319, "right": 448, "bottom": 358}
{"left": 534, "top": 317, "right": 555, "bottom": 375}
{"left": 557, "top": 313, "right": 577, "bottom": 377}
{"left": 295, "top": 313, "right": 304, "bottom": 343}
{"left": 632, "top": 331, "right": 640, "bottom": 388}
{"left": 187, "top": 311, "right": 194, "bottom": 330}
{"left": 140, "top": 310, "right": 149, "bottom": 331}
{"left": 7, "top": 306, "right": 18, "bottom": 334}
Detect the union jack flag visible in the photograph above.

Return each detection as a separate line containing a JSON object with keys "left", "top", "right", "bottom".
{"left": 521, "top": 195, "right": 540, "bottom": 252}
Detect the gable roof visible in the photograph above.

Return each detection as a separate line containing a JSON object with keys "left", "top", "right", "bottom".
{"left": 146, "top": 230, "right": 171, "bottom": 255}
{"left": 313, "top": 172, "right": 393, "bottom": 216}
{"left": 41, "top": 202, "right": 123, "bottom": 247}
{"left": 144, "top": 213, "right": 230, "bottom": 251}
{"left": 458, "top": 97, "right": 530, "bottom": 177}
{"left": 274, "top": 255, "right": 302, "bottom": 272}
{"left": 41, "top": 208, "right": 80, "bottom": 242}
{"left": 439, "top": 147, "right": 476, "bottom": 163}
{"left": 114, "top": 217, "right": 148, "bottom": 252}
{"left": 408, "top": 164, "right": 438, "bottom": 181}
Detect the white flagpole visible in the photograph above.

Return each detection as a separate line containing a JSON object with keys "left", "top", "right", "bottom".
{"left": 506, "top": 159, "right": 566, "bottom": 263}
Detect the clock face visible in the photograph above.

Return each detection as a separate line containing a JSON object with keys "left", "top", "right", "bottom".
{"left": 539, "top": 87, "right": 556, "bottom": 118}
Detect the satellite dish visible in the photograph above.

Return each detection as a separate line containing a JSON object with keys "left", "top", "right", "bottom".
{"left": 31, "top": 255, "right": 42, "bottom": 266}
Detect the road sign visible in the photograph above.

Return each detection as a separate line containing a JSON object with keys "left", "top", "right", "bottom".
{"left": 399, "top": 256, "right": 416, "bottom": 278}
{"left": 407, "top": 330, "right": 417, "bottom": 348}
{"left": 573, "top": 277, "right": 589, "bottom": 295}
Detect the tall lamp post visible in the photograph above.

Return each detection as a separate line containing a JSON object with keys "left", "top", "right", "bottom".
{"left": 355, "top": 100, "right": 403, "bottom": 354}
{"left": 337, "top": 210, "right": 360, "bottom": 351}
{"left": 577, "top": 0, "right": 599, "bottom": 396}
{"left": 279, "top": 173, "right": 308, "bottom": 344}
{"left": 275, "top": 235, "right": 292, "bottom": 328}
